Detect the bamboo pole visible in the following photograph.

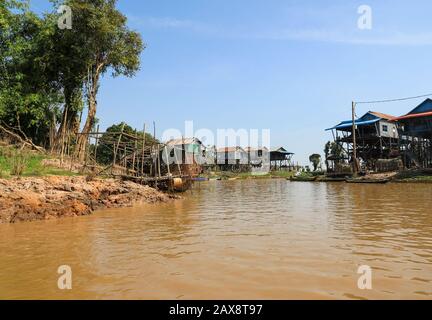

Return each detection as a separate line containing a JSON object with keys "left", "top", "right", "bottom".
{"left": 141, "top": 123, "right": 146, "bottom": 175}
{"left": 84, "top": 132, "right": 90, "bottom": 169}
{"left": 94, "top": 125, "right": 100, "bottom": 163}
{"left": 123, "top": 144, "right": 127, "bottom": 171}
{"left": 112, "top": 123, "right": 125, "bottom": 174}
{"left": 164, "top": 146, "right": 171, "bottom": 176}
{"left": 157, "top": 145, "right": 161, "bottom": 178}
{"left": 174, "top": 145, "right": 182, "bottom": 175}
{"left": 352, "top": 101, "right": 358, "bottom": 175}
{"left": 133, "top": 132, "right": 137, "bottom": 176}
{"left": 60, "top": 107, "right": 68, "bottom": 165}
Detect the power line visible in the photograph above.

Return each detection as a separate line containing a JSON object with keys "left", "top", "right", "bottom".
{"left": 355, "top": 92, "right": 432, "bottom": 105}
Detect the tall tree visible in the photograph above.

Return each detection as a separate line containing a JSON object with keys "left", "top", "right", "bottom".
{"left": 0, "top": 1, "right": 63, "bottom": 149}
{"left": 52, "top": 0, "right": 145, "bottom": 160}
{"left": 1, "top": 0, "right": 144, "bottom": 155}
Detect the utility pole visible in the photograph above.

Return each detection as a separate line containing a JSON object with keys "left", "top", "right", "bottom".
{"left": 352, "top": 101, "right": 358, "bottom": 175}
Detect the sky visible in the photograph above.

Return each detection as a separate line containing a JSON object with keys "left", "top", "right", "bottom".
{"left": 30, "top": 0, "right": 432, "bottom": 165}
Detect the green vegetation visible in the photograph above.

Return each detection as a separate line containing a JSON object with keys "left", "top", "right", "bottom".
{"left": 96, "top": 122, "right": 159, "bottom": 165}
{"left": 308, "top": 154, "right": 322, "bottom": 172}
{"left": 0, "top": 0, "right": 144, "bottom": 158}
{"left": 324, "top": 141, "right": 344, "bottom": 170}
{"left": 393, "top": 170, "right": 432, "bottom": 183}
{"left": 399, "top": 176, "right": 432, "bottom": 182}
{"left": 0, "top": 146, "right": 78, "bottom": 178}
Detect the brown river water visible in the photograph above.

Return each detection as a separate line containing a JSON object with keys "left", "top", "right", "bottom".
{"left": 1, "top": 179, "right": 432, "bottom": 300}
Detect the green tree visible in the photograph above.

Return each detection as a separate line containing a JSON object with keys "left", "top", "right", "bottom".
{"left": 324, "top": 141, "right": 331, "bottom": 170}
{"left": 52, "top": 0, "right": 146, "bottom": 160}
{"left": 309, "top": 153, "right": 321, "bottom": 172}
{"left": 0, "top": 2, "right": 63, "bottom": 148}
{"left": 1, "top": 1, "right": 144, "bottom": 155}
{"left": 324, "top": 141, "right": 344, "bottom": 164}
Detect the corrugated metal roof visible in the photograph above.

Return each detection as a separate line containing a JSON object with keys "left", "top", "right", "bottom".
{"left": 326, "top": 110, "right": 396, "bottom": 131}
{"left": 369, "top": 111, "right": 396, "bottom": 120}
{"left": 270, "top": 147, "right": 294, "bottom": 155}
{"left": 326, "top": 118, "right": 380, "bottom": 131}
{"left": 394, "top": 111, "right": 432, "bottom": 121}
{"left": 407, "top": 98, "right": 432, "bottom": 115}
{"left": 166, "top": 138, "right": 202, "bottom": 146}
{"left": 217, "top": 147, "right": 246, "bottom": 153}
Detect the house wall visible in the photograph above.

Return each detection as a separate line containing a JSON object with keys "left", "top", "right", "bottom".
{"left": 378, "top": 121, "right": 399, "bottom": 139}
{"left": 249, "top": 150, "right": 270, "bottom": 163}
{"left": 216, "top": 150, "right": 248, "bottom": 165}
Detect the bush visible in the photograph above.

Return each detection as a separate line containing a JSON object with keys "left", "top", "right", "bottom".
{"left": 10, "top": 150, "right": 29, "bottom": 176}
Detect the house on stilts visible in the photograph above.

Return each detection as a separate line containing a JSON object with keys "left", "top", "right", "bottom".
{"left": 393, "top": 99, "right": 432, "bottom": 169}
{"left": 326, "top": 111, "right": 399, "bottom": 172}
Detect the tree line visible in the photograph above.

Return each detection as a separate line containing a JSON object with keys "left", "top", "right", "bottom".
{"left": 0, "top": 0, "right": 144, "bottom": 160}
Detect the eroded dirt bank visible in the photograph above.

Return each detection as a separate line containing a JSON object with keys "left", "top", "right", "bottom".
{"left": 0, "top": 176, "right": 178, "bottom": 224}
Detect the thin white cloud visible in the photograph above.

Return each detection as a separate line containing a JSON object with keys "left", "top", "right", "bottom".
{"left": 252, "top": 29, "right": 432, "bottom": 46}
{"left": 128, "top": 16, "right": 219, "bottom": 35}
{"left": 146, "top": 17, "right": 196, "bottom": 29}
{"left": 128, "top": 15, "right": 432, "bottom": 46}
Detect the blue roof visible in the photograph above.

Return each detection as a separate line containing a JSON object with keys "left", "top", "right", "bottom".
{"left": 407, "top": 98, "right": 432, "bottom": 115}
{"left": 326, "top": 118, "right": 380, "bottom": 131}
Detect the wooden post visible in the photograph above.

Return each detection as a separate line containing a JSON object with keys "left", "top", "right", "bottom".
{"left": 164, "top": 145, "right": 173, "bottom": 191}
{"left": 84, "top": 133, "right": 90, "bottom": 169}
{"left": 123, "top": 144, "right": 127, "bottom": 171}
{"left": 164, "top": 146, "right": 171, "bottom": 176}
{"left": 174, "top": 145, "right": 182, "bottom": 176}
{"left": 352, "top": 101, "right": 358, "bottom": 175}
{"left": 157, "top": 145, "right": 161, "bottom": 178}
{"left": 60, "top": 107, "right": 68, "bottom": 165}
{"left": 66, "top": 130, "right": 72, "bottom": 171}
{"left": 182, "top": 136, "right": 186, "bottom": 165}
{"left": 141, "top": 123, "right": 146, "bottom": 175}
{"left": 94, "top": 125, "right": 100, "bottom": 163}
{"left": 112, "top": 123, "right": 125, "bottom": 174}
{"left": 133, "top": 133, "right": 137, "bottom": 176}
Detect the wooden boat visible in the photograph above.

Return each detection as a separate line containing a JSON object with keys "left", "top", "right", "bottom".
{"left": 317, "top": 177, "right": 347, "bottom": 182}
{"left": 346, "top": 178, "right": 390, "bottom": 184}
{"left": 289, "top": 176, "right": 317, "bottom": 182}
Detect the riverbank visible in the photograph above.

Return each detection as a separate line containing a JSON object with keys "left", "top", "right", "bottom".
{"left": 0, "top": 176, "right": 179, "bottom": 224}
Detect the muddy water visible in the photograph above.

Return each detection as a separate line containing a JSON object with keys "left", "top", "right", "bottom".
{"left": 0, "top": 180, "right": 432, "bottom": 300}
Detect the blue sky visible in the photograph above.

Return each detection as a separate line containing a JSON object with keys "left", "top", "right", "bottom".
{"left": 31, "top": 0, "right": 432, "bottom": 164}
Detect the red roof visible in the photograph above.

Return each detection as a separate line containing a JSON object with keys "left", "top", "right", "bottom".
{"left": 369, "top": 111, "right": 396, "bottom": 121}
{"left": 217, "top": 147, "right": 246, "bottom": 153}
{"left": 393, "top": 111, "right": 432, "bottom": 121}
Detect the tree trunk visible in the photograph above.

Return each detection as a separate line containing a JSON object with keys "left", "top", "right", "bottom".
{"left": 75, "top": 68, "right": 101, "bottom": 161}
{"left": 51, "top": 88, "right": 80, "bottom": 153}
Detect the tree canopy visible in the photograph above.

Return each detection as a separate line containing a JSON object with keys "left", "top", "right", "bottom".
{"left": 0, "top": 0, "right": 144, "bottom": 155}
{"left": 309, "top": 154, "right": 322, "bottom": 172}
